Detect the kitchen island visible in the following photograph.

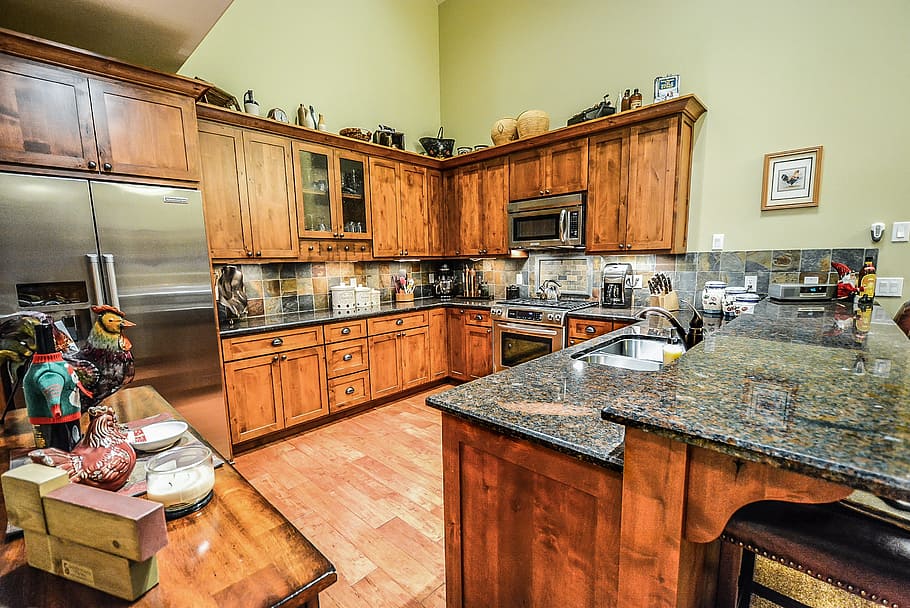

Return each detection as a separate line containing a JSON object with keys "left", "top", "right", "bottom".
{"left": 0, "top": 386, "right": 336, "bottom": 607}
{"left": 427, "top": 300, "right": 909, "bottom": 607}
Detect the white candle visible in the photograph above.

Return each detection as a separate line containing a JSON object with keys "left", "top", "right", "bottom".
{"left": 146, "top": 467, "right": 214, "bottom": 508}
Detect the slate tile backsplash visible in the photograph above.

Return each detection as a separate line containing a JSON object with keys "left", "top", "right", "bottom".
{"left": 217, "top": 247, "right": 877, "bottom": 319}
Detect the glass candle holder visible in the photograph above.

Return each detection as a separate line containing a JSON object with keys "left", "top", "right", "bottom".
{"left": 145, "top": 446, "right": 215, "bottom": 519}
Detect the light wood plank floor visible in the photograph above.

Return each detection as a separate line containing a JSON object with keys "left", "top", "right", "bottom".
{"left": 233, "top": 385, "right": 452, "bottom": 608}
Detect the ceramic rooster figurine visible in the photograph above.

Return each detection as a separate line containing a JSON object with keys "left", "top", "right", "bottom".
{"left": 65, "top": 305, "right": 136, "bottom": 410}
{"left": 29, "top": 405, "right": 136, "bottom": 491}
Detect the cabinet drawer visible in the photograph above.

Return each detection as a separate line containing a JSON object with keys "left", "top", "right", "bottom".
{"left": 324, "top": 319, "right": 367, "bottom": 343}
{"left": 567, "top": 319, "right": 613, "bottom": 341}
{"left": 368, "top": 311, "right": 428, "bottom": 335}
{"left": 326, "top": 338, "right": 369, "bottom": 378}
{"left": 463, "top": 309, "right": 491, "bottom": 327}
{"left": 222, "top": 326, "right": 324, "bottom": 361}
{"left": 328, "top": 371, "right": 371, "bottom": 412}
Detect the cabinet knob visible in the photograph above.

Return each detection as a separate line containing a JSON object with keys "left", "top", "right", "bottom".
{"left": 341, "top": 327, "right": 351, "bottom": 335}
{"left": 281, "top": 354, "right": 288, "bottom": 361}
{"left": 344, "top": 245, "right": 350, "bottom": 251}
{"left": 618, "top": 244, "right": 625, "bottom": 249}
{"left": 308, "top": 245, "right": 315, "bottom": 251}
{"left": 246, "top": 250, "right": 254, "bottom": 257}
{"left": 255, "top": 250, "right": 262, "bottom": 256}
{"left": 545, "top": 189, "right": 551, "bottom": 194}
{"left": 87, "top": 161, "right": 97, "bottom": 169}
{"left": 345, "top": 386, "right": 356, "bottom": 395}
{"left": 271, "top": 338, "right": 284, "bottom": 346}
{"left": 272, "top": 355, "right": 279, "bottom": 362}
{"left": 455, "top": 250, "right": 461, "bottom": 255}
{"left": 333, "top": 232, "right": 338, "bottom": 238}
{"left": 625, "top": 244, "right": 631, "bottom": 250}
{"left": 338, "top": 233, "right": 344, "bottom": 239}
{"left": 539, "top": 190, "right": 545, "bottom": 195}
{"left": 396, "top": 318, "right": 404, "bottom": 325}
{"left": 486, "top": 328, "right": 492, "bottom": 334}
{"left": 403, "top": 250, "right": 408, "bottom": 256}
{"left": 360, "top": 245, "right": 366, "bottom": 251}
{"left": 327, "top": 245, "right": 333, "bottom": 251}
{"left": 570, "top": 339, "right": 576, "bottom": 345}
{"left": 103, "top": 163, "right": 112, "bottom": 171}
{"left": 585, "top": 326, "right": 596, "bottom": 334}
{"left": 342, "top": 353, "right": 353, "bottom": 361}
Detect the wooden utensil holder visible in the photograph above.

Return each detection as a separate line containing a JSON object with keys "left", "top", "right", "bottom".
{"left": 395, "top": 292, "right": 414, "bottom": 303}
{"left": 648, "top": 291, "right": 679, "bottom": 312}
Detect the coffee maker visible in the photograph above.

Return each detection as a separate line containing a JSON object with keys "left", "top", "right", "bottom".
{"left": 435, "top": 264, "right": 454, "bottom": 299}
{"left": 602, "top": 263, "right": 633, "bottom": 308}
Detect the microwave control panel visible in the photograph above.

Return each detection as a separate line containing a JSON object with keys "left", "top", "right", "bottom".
{"left": 568, "top": 211, "right": 580, "bottom": 238}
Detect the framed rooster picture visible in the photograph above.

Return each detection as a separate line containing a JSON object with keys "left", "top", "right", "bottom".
{"left": 761, "top": 146, "right": 823, "bottom": 210}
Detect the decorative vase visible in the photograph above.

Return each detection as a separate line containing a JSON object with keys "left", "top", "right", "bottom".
{"left": 317, "top": 114, "right": 326, "bottom": 131}
{"left": 491, "top": 117, "right": 518, "bottom": 145}
{"left": 516, "top": 110, "right": 550, "bottom": 139}
{"left": 242, "top": 90, "right": 260, "bottom": 116}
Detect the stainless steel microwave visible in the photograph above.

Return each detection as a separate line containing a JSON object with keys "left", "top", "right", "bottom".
{"left": 507, "top": 194, "right": 585, "bottom": 249}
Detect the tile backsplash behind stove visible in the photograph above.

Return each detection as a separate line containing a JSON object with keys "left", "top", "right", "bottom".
{"left": 215, "top": 246, "right": 878, "bottom": 319}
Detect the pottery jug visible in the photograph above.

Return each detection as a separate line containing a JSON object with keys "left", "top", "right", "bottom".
{"left": 491, "top": 117, "right": 518, "bottom": 145}
{"left": 243, "top": 90, "right": 260, "bottom": 116}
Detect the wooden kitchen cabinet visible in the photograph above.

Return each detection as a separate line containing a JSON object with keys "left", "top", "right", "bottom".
{"left": 447, "top": 308, "right": 492, "bottom": 380}
{"left": 568, "top": 318, "right": 614, "bottom": 346}
{"left": 587, "top": 116, "right": 692, "bottom": 253}
{"left": 509, "top": 139, "right": 588, "bottom": 201}
{"left": 223, "top": 354, "right": 283, "bottom": 443}
{"left": 279, "top": 346, "right": 330, "bottom": 427}
{"left": 369, "top": 158, "right": 429, "bottom": 257}
{"left": 447, "top": 308, "right": 468, "bottom": 381}
{"left": 294, "top": 142, "right": 371, "bottom": 240}
{"left": 0, "top": 53, "right": 199, "bottom": 182}
{"left": 368, "top": 312, "right": 430, "bottom": 398}
{"left": 426, "top": 169, "right": 446, "bottom": 256}
{"left": 199, "top": 121, "right": 298, "bottom": 260}
{"left": 429, "top": 308, "right": 449, "bottom": 381}
{"left": 450, "top": 157, "right": 509, "bottom": 256}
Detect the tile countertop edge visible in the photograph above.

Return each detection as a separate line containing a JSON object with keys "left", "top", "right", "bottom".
{"left": 427, "top": 396, "right": 626, "bottom": 471}
{"left": 219, "top": 298, "right": 494, "bottom": 338}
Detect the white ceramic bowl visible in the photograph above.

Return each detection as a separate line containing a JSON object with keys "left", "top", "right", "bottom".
{"left": 128, "top": 420, "right": 188, "bottom": 452}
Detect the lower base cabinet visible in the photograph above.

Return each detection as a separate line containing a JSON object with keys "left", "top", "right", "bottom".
{"left": 328, "top": 370, "right": 371, "bottom": 412}
{"left": 368, "top": 324, "right": 430, "bottom": 399}
{"left": 442, "top": 414, "right": 623, "bottom": 607}
{"left": 447, "top": 308, "right": 492, "bottom": 381}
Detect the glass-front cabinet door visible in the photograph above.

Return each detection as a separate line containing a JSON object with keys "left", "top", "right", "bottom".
{"left": 294, "top": 142, "right": 335, "bottom": 237}
{"left": 337, "top": 151, "right": 371, "bottom": 238}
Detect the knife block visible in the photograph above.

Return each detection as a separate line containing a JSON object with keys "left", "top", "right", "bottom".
{"left": 648, "top": 290, "right": 679, "bottom": 312}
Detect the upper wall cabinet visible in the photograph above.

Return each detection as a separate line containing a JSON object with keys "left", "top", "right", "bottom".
{"left": 449, "top": 157, "right": 509, "bottom": 257}
{"left": 370, "top": 159, "right": 430, "bottom": 258}
{"left": 509, "top": 139, "right": 588, "bottom": 201}
{"left": 0, "top": 54, "right": 200, "bottom": 182}
{"left": 587, "top": 116, "right": 694, "bottom": 253}
{"left": 294, "top": 142, "right": 371, "bottom": 240}
{"left": 199, "top": 121, "right": 298, "bottom": 260}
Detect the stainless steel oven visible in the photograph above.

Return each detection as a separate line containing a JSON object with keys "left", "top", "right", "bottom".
{"left": 508, "top": 193, "right": 585, "bottom": 250}
{"left": 490, "top": 298, "right": 594, "bottom": 372}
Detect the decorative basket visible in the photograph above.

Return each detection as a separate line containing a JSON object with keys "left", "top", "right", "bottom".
{"left": 491, "top": 117, "right": 518, "bottom": 145}
{"left": 516, "top": 110, "right": 550, "bottom": 139}
{"left": 339, "top": 127, "right": 372, "bottom": 142}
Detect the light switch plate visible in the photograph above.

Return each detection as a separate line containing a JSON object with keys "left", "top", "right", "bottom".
{"left": 892, "top": 221, "right": 910, "bottom": 242}
{"left": 712, "top": 233, "right": 725, "bottom": 250}
{"left": 876, "top": 277, "right": 903, "bottom": 297}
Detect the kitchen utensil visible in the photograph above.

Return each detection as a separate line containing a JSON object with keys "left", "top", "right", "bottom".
{"left": 538, "top": 279, "right": 561, "bottom": 300}
{"left": 419, "top": 127, "right": 455, "bottom": 158}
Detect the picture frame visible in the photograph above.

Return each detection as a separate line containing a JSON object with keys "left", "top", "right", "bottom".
{"left": 761, "top": 146, "right": 823, "bottom": 210}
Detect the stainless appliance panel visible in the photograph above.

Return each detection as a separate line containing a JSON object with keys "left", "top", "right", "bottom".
{"left": 90, "top": 182, "right": 230, "bottom": 459}
{"left": 493, "top": 321, "right": 563, "bottom": 372}
{"left": 507, "top": 194, "right": 585, "bottom": 250}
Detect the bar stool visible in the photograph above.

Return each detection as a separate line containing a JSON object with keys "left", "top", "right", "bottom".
{"left": 718, "top": 500, "right": 910, "bottom": 608}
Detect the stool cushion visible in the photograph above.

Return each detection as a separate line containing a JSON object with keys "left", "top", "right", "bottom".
{"left": 723, "top": 500, "right": 910, "bottom": 607}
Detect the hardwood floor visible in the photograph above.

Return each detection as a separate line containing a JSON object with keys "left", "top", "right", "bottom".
{"left": 233, "top": 385, "right": 452, "bottom": 608}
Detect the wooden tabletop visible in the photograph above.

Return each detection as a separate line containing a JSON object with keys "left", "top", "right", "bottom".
{"left": 0, "top": 386, "right": 336, "bottom": 607}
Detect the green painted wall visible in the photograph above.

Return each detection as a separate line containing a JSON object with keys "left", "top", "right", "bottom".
{"left": 438, "top": 0, "right": 910, "bottom": 313}
{"left": 180, "top": 0, "right": 441, "bottom": 152}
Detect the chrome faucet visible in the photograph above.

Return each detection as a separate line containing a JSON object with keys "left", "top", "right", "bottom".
{"left": 635, "top": 306, "right": 687, "bottom": 339}
{"left": 635, "top": 302, "right": 704, "bottom": 349}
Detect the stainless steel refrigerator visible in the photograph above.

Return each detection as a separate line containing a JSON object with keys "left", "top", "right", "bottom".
{"left": 0, "top": 173, "right": 231, "bottom": 459}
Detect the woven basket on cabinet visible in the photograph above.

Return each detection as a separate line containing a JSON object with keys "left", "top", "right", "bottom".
{"left": 491, "top": 117, "right": 519, "bottom": 145}
{"left": 516, "top": 110, "right": 550, "bottom": 139}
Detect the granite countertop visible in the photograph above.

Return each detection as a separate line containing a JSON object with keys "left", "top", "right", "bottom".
{"left": 220, "top": 297, "right": 494, "bottom": 337}
{"left": 427, "top": 300, "right": 910, "bottom": 502}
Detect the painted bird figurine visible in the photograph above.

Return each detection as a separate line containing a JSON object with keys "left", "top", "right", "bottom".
{"left": 29, "top": 405, "right": 136, "bottom": 491}
{"left": 65, "top": 305, "right": 136, "bottom": 410}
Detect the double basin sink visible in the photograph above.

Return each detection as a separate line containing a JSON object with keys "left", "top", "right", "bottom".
{"left": 572, "top": 334, "right": 684, "bottom": 371}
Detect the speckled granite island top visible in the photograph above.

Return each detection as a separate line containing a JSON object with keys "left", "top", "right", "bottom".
{"left": 220, "top": 297, "right": 494, "bottom": 337}
{"left": 427, "top": 300, "right": 910, "bottom": 502}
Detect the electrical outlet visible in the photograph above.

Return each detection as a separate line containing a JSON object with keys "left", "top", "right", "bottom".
{"left": 744, "top": 275, "right": 757, "bottom": 291}
{"left": 876, "top": 277, "right": 904, "bottom": 297}
{"left": 429, "top": 272, "right": 435, "bottom": 283}
{"left": 892, "top": 222, "right": 910, "bottom": 242}
{"left": 631, "top": 275, "right": 643, "bottom": 289}
{"left": 712, "top": 233, "right": 725, "bottom": 250}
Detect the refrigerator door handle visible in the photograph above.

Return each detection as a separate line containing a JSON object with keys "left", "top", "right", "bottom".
{"left": 86, "top": 253, "right": 105, "bottom": 306}
{"left": 102, "top": 253, "right": 121, "bottom": 310}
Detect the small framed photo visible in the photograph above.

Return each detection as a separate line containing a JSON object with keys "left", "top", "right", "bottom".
{"left": 653, "top": 74, "right": 680, "bottom": 102}
{"left": 761, "top": 146, "right": 823, "bottom": 210}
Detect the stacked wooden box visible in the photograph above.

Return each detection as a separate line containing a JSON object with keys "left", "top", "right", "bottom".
{"left": 1, "top": 464, "right": 168, "bottom": 600}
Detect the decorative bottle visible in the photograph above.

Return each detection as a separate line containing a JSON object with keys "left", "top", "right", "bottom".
{"left": 620, "top": 89, "right": 631, "bottom": 112}
{"left": 24, "top": 323, "right": 83, "bottom": 451}
{"left": 858, "top": 256, "right": 877, "bottom": 303}
{"left": 630, "top": 88, "right": 643, "bottom": 109}
{"left": 317, "top": 114, "right": 327, "bottom": 131}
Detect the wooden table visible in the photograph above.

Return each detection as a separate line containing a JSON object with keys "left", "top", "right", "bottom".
{"left": 0, "top": 386, "right": 337, "bottom": 607}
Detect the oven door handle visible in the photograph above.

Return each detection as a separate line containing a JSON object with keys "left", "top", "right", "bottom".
{"left": 559, "top": 209, "right": 567, "bottom": 243}
{"left": 496, "top": 322, "right": 561, "bottom": 337}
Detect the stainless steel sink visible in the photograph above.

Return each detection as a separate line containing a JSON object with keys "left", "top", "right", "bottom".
{"left": 573, "top": 335, "right": 680, "bottom": 371}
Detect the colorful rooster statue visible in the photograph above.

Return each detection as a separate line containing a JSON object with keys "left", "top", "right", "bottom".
{"left": 29, "top": 405, "right": 136, "bottom": 491}
{"left": 65, "top": 305, "right": 136, "bottom": 410}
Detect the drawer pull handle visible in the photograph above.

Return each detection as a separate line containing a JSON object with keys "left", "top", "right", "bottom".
{"left": 395, "top": 318, "right": 404, "bottom": 326}
{"left": 345, "top": 387, "right": 356, "bottom": 395}
{"left": 341, "top": 327, "right": 351, "bottom": 335}
{"left": 342, "top": 353, "right": 353, "bottom": 361}
{"left": 585, "top": 326, "right": 597, "bottom": 334}
{"left": 272, "top": 338, "right": 284, "bottom": 346}
{"left": 474, "top": 314, "right": 483, "bottom": 321}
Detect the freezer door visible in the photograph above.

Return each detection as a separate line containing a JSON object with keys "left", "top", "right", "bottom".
{"left": 90, "top": 182, "right": 231, "bottom": 459}
{"left": 0, "top": 173, "right": 102, "bottom": 341}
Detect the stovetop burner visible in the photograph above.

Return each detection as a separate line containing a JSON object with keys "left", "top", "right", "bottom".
{"left": 498, "top": 298, "right": 596, "bottom": 311}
